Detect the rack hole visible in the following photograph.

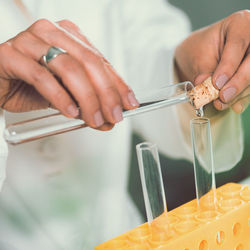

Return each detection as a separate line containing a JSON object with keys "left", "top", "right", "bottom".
{"left": 236, "top": 244, "right": 244, "bottom": 250}
{"left": 199, "top": 240, "right": 208, "bottom": 250}
{"left": 216, "top": 231, "right": 225, "bottom": 245}
{"left": 233, "top": 223, "right": 241, "bottom": 236}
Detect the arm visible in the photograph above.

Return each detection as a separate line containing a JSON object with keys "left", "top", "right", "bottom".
{"left": 122, "top": 1, "right": 245, "bottom": 172}
{"left": 0, "top": 19, "right": 139, "bottom": 131}
{"left": 175, "top": 10, "right": 250, "bottom": 171}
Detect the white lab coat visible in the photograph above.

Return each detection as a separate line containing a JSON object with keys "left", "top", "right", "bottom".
{"left": 0, "top": 0, "right": 243, "bottom": 249}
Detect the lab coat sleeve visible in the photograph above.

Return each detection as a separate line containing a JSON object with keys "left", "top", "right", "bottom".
{"left": 121, "top": 0, "right": 243, "bottom": 172}
{"left": 121, "top": 0, "right": 190, "bottom": 90}
{"left": 0, "top": 109, "right": 8, "bottom": 190}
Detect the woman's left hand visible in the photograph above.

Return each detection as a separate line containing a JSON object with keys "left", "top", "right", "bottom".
{"left": 175, "top": 9, "right": 250, "bottom": 114}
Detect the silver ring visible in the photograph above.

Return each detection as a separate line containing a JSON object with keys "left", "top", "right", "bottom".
{"left": 41, "top": 46, "right": 66, "bottom": 67}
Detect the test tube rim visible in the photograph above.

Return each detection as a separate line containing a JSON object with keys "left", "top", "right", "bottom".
{"left": 134, "top": 81, "right": 194, "bottom": 95}
{"left": 190, "top": 117, "right": 209, "bottom": 125}
{"left": 136, "top": 142, "right": 157, "bottom": 150}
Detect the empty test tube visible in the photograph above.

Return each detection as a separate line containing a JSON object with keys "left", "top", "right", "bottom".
{"left": 190, "top": 118, "right": 216, "bottom": 209}
{"left": 136, "top": 142, "right": 167, "bottom": 224}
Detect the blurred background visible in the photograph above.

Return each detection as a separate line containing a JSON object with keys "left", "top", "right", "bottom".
{"left": 0, "top": 1, "right": 249, "bottom": 249}
{"left": 128, "top": 0, "right": 250, "bottom": 220}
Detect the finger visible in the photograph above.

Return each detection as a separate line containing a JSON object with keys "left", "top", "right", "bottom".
{"left": 194, "top": 73, "right": 212, "bottom": 86}
{"left": 214, "top": 85, "right": 250, "bottom": 111}
{"left": 0, "top": 43, "right": 79, "bottom": 117}
{"left": 35, "top": 20, "right": 138, "bottom": 111}
{"left": 28, "top": 20, "right": 100, "bottom": 62}
{"left": 213, "top": 99, "right": 229, "bottom": 111}
{"left": 56, "top": 20, "right": 95, "bottom": 49}
{"left": 56, "top": 20, "right": 106, "bottom": 60}
{"left": 58, "top": 23, "right": 139, "bottom": 110}
{"left": 10, "top": 30, "right": 50, "bottom": 61}
{"left": 31, "top": 26, "right": 125, "bottom": 124}
{"left": 95, "top": 122, "right": 115, "bottom": 131}
{"left": 55, "top": 24, "right": 139, "bottom": 110}
{"left": 232, "top": 94, "right": 250, "bottom": 114}
{"left": 212, "top": 24, "right": 250, "bottom": 90}
{"left": 231, "top": 86, "right": 250, "bottom": 113}
{"left": 104, "top": 63, "right": 139, "bottom": 109}
{"left": 219, "top": 54, "right": 250, "bottom": 104}
{"left": 46, "top": 53, "right": 106, "bottom": 128}
{"left": 11, "top": 29, "right": 103, "bottom": 127}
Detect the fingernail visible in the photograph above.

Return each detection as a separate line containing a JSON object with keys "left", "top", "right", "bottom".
{"left": 113, "top": 105, "right": 123, "bottom": 123}
{"left": 222, "top": 87, "right": 237, "bottom": 102}
{"left": 215, "top": 74, "right": 228, "bottom": 89}
{"left": 128, "top": 92, "right": 139, "bottom": 107}
{"left": 67, "top": 105, "right": 79, "bottom": 117}
{"left": 94, "top": 110, "right": 104, "bottom": 127}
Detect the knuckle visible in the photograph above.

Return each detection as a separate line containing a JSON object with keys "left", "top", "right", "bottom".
{"left": 53, "top": 90, "right": 67, "bottom": 103}
{"left": 237, "top": 38, "right": 248, "bottom": 50}
{"left": 86, "top": 51, "right": 102, "bottom": 65}
{"left": 30, "top": 66, "right": 49, "bottom": 85}
{"left": 85, "top": 91, "right": 98, "bottom": 102}
{"left": 102, "top": 86, "right": 120, "bottom": 104}
{"left": 57, "top": 19, "right": 81, "bottom": 31}
{"left": 57, "top": 19, "right": 72, "bottom": 25}
{"left": 240, "top": 9, "right": 250, "bottom": 18}
{"left": 222, "top": 61, "right": 237, "bottom": 73}
{"left": 80, "top": 92, "right": 99, "bottom": 108}
{"left": 232, "top": 101, "right": 244, "bottom": 114}
{"left": 60, "top": 59, "right": 79, "bottom": 76}
{"left": 0, "top": 42, "right": 12, "bottom": 55}
{"left": 12, "top": 31, "right": 33, "bottom": 48}
{"left": 0, "top": 42, "right": 14, "bottom": 72}
{"left": 103, "top": 85, "right": 117, "bottom": 95}
{"left": 119, "top": 82, "right": 130, "bottom": 93}
{"left": 227, "top": 34, "right": 248, "bottom": 50}
{"left": 241, "top": 73, "right": 248, "bottom": 83}
{"left": 231, "top": 10, "right": 250, "bottom": 21}
{"left": 30, "top": 18, "right": 54, "bottom": 31}
{"left": 46, "top": 29, "right": 63, "bottom": 40}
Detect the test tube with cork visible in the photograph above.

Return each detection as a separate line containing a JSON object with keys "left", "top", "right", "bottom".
{"left": 4, "top": 77, "right": 219, "bottom": 145}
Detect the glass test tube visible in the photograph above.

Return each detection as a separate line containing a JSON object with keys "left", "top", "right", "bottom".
{"left": 136, "top": 142, "right": 167, "bottom": 224}
{"left": 190, "top": 118, "right": 216, "bottom": 209}
{"left": 4, "top": 81, "right": 193, "bottom": 145}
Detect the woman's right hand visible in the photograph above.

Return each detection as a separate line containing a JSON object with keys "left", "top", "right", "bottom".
{"left": 0, "top": 19, "right": 139, "bottom": 130}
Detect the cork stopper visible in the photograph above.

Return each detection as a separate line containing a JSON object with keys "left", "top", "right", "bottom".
{"left": 189, "top": 77, "right": 219, "bottom": 109}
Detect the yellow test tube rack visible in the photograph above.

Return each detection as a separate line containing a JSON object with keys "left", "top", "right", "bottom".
{"left": 95, "top": 183, "right": 250, "bottom": 250}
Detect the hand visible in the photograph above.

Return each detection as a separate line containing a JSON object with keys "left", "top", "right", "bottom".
{"left": 175, "top": 10, "right": 250, "bottom": 114}
{"left": 0, "top": 19, "right": 139, "bottom": 130}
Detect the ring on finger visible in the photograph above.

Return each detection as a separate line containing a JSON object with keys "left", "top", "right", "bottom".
{"left": 40, "top": 46, "right": 67, "bottom": 68}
